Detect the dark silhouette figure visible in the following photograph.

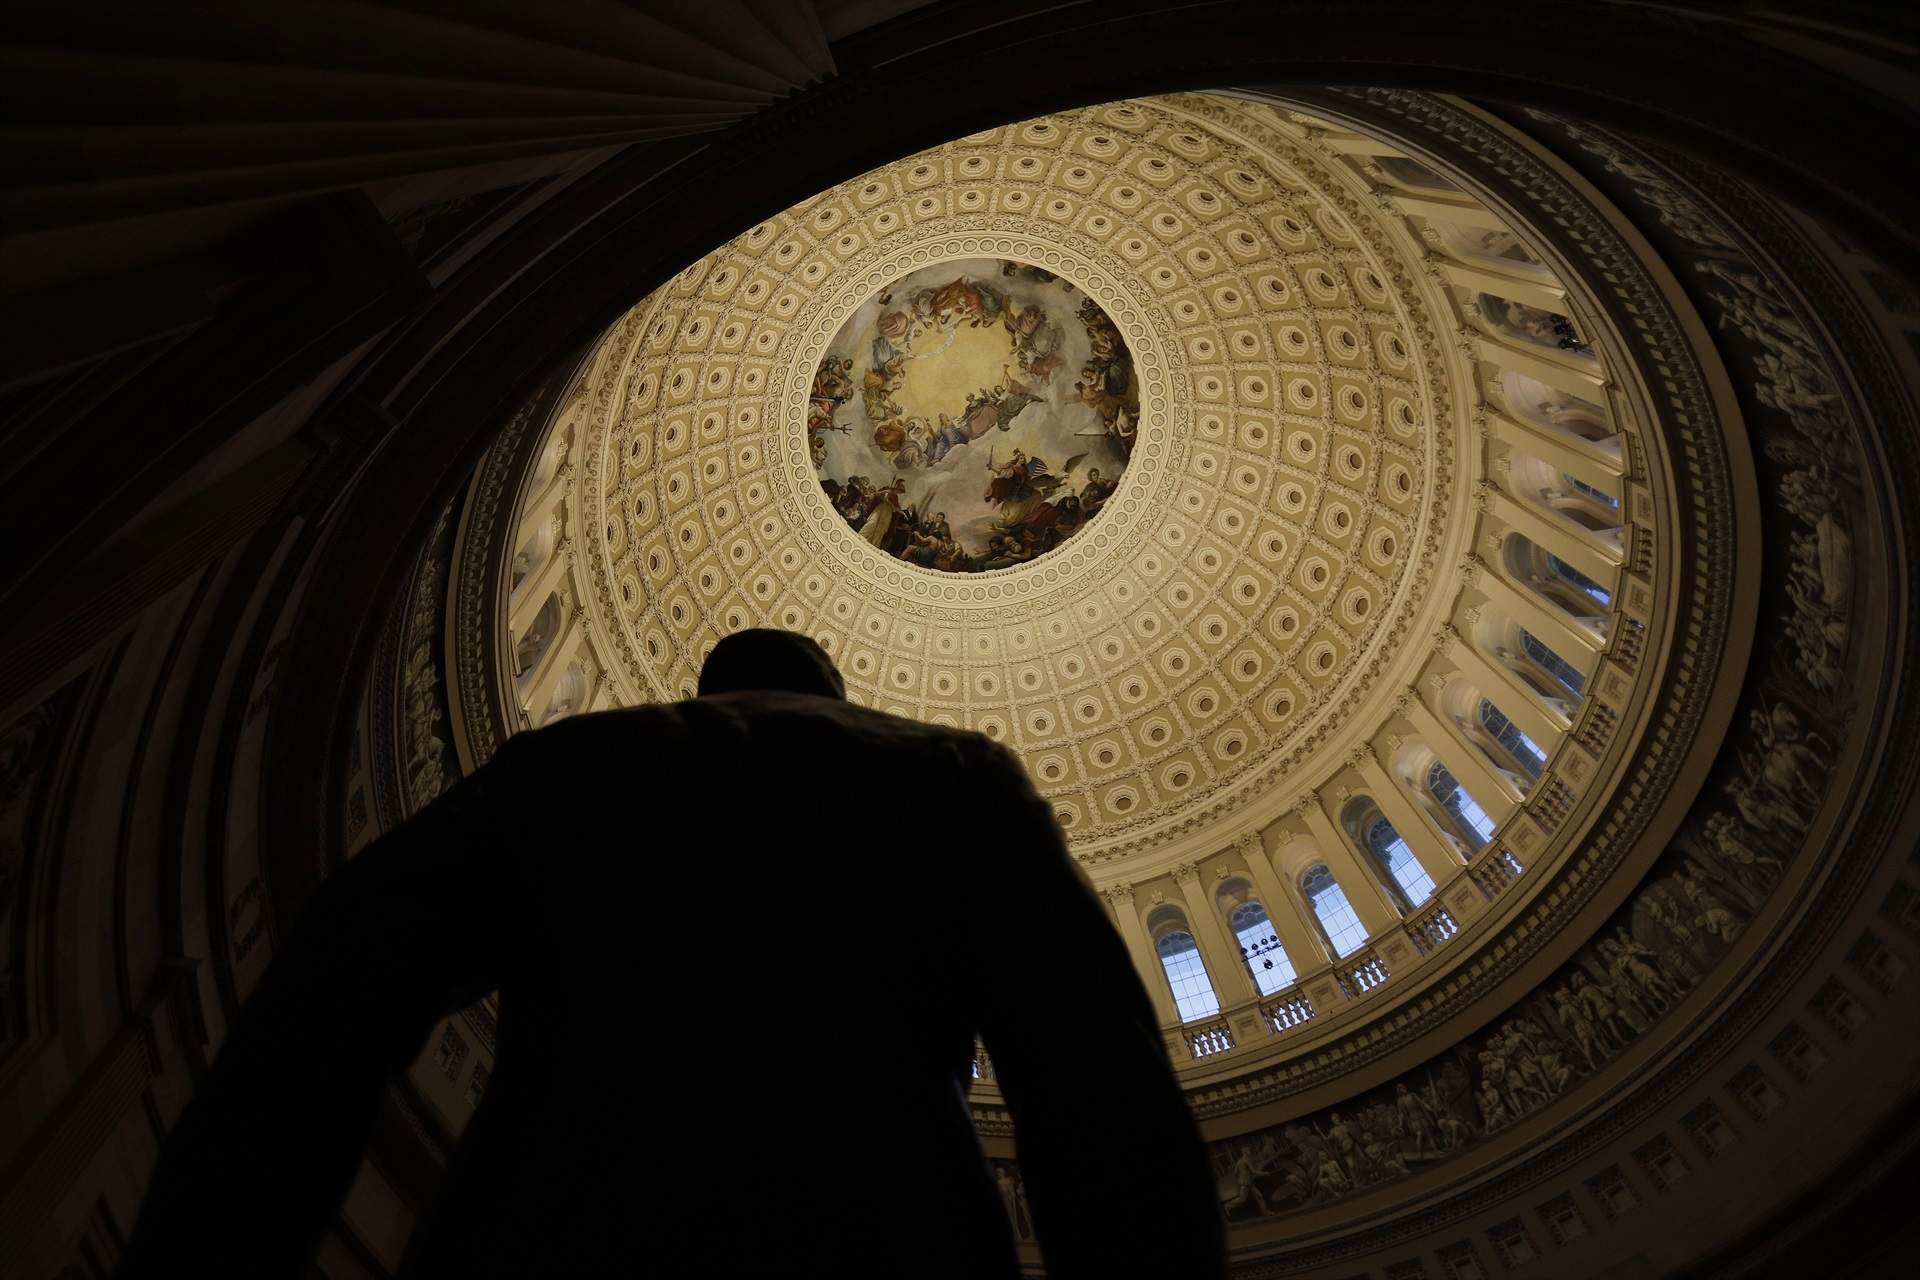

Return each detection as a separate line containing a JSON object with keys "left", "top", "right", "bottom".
{"left": 120, "top": 629, "right": 1226, "bottom": 1277}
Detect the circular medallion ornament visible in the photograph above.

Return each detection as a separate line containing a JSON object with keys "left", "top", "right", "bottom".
{"left": 808, "top": 258, "right": 1137, "bottom": 572}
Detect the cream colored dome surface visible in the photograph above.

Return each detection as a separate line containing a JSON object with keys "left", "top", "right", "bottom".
{"left": 576, "top": 94, "right": 1461, "bottom": 858}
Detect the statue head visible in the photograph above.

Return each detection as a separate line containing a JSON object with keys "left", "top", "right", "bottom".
{"left": 698, "top": 628, "right": 846, "bottom": 701}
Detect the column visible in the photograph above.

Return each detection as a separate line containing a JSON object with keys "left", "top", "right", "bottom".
{"left": 1298, "top": 795, "right": 1401, "bottom": 933}
{"left": 1474, "top": 334, "right": 1606, "bottom": 398}
{"left": 1356, "top": 754, "right": 1469, "bottom": 887}
{"left": 588, "top": 673, "right": 621, "bottom": 714}
{"left": 1488, "top": 409, "right": 1624, "bottom": 487}
{"left": 1318, "top": 130, "right": 1404, "bottom": 157}
{"left": 520, "top": 610, "right": 583, "bottom": 721}
{"left": 1234, "top": 832, "right": 1331, "bottom": 973}
{"left": 1441, "top": 260, "right": 1569, "bottom": 314}
{"left": 1441, "top": 634, "right": 1570, "bottom": 743}
{"left": 1403, "top": 698, "right": 1525, "bottom": 813}
{"left": 515, "top": 464, "right": 569, "bottom": 553}
{"left": 1390, "top": 193, "right": 1510, "bottom": 230}
{"left": 1173, "top": 863, "right": 1258, "bottom": 1007}
{"left": 510, "top": 540, "right": 570, "bottom": 635}
{"left": 1474, "top": 555, "right": 1607, "bottom": 662}
{"left": 1101, "top": 884, "right": 1178, "bottom": 1027}
{"left": 1490, "top": 488, "right": 1622, "bottom": 582}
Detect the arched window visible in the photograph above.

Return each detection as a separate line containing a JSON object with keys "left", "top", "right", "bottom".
{"left": 1428, "top": 762, "right": 1496, "bottom": 848}
{"left": 1565, "top": 474, "right": 1619, "bottom": 510}
{"left": 1478, "top": 698, "right": 1546, "bottom": 780}
{"left": 1503, "top": 655, "right": 1570, "bottom": 704}
{"left": 1300, "top": 864, "right": 1370, "bottom": 958}
{"left": 540, "top": 661, "right": 590, "bottom": 726}
{"left": 1154, "top": 930, "right": 1220, "bottom": 1022}
{"left": 1228, "top": 901, "right": 1297, "bottom": 994}
{"left": 512, "top": 591, "right": 563, "bottom": 679}
{"left": 1546, "top": 495, "right": 1618, "bottom": 535}
{"left": 1361, "top": 813, "right": 1437, "bottom": 910}
{"left": 509, "top": 512, "right": 558, "bottom": 596}
{"left": 1546, "top": 552, "right": 1612, "bottom": 606}
{"left": 1496, "top": 371, "right": 1617, "bottom": 447}
{"left": 1376, "top": 155, "right": 1458, "bottom": 191}
{"left": 1503, "top": 533, "right": 1610, "bottom": 623}
{"left": 1519, "top": 628, "right": 1585, "bottom": 697}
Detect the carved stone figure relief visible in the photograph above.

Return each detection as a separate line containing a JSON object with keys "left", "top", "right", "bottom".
{"left": 400, "top": 505, "right": 459, "bottom": 816}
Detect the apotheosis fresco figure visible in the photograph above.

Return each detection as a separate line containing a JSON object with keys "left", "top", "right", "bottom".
{"left": 809, "top": 258, "right": 1140, "bottom": 574}
{"left": 118, "top": 629, "right": 1225, "bottom": 1279}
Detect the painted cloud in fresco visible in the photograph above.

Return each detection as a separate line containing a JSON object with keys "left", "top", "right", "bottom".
{"left": 808, "top": 258, "right": 1138, "bottom": 572}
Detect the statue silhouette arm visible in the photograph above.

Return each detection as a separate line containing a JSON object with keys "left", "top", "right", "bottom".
{"left": 119, "top": 747, "right": 526, "bottom": 1278}
{"left": 967, "top": 742, "right": 1225, "bottom": 1279}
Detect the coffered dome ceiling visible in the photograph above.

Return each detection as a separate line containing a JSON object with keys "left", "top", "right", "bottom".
{"left": 455, "top": 90, "right": 1727, "bottom": 1121}
{"left": 535, "top": 93, "right": 1480, "bottom": 864}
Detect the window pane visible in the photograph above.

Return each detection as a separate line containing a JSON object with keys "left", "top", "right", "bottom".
{"left": 1547, "top": 553, "right": 1612, "bottom": 606}
{"left": 1155, "top": 930, "right": 1220, "bottom": 1021}
{"left": 1520, "top": 629, "right": 1585, "bottom": 696}
{"left": 1479, "top": 699, "right": 1546, "bottom": 779}
{"left": 1428, "top": 763, "right": 1496, "bottom": 848}
{"left": 1228, "top": 901, "right": 1297, "bottom": 994}
{"left": 1364, "top": 814, "right": 1438, "bottom": 907}
{"left": 1566, "top": 474, "right": 1620, "bottom": 509}
{"left": 1301, "top": 865, "right": 1371, "bottom": 958}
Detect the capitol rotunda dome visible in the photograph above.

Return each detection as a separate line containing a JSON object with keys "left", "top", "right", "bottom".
{"left": 436, "top": 88, "right": 1741, "bottom": 1133}
{"left": 327, "top": 84, "right": 1904, "bottom": 1270}
{"left": 148, "top": 56, "right": 1891, "bottom": 1280}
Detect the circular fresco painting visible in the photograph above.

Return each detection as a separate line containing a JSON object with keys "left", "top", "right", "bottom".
{"left": 808, "top": 258, "right": 1138, "bottom": 572}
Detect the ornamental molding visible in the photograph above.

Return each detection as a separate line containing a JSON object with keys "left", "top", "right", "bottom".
{"left": 451, "top": 372, "right": 566, "bottom": 768}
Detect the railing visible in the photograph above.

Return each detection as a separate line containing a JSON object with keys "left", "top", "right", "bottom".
{"left": 1147, "top": 826, "right": 1558, "bottom": 1070}
{"left": 1470, "top": 844, "right": 1525, "bottom": 898}
{"left": 1260, "top": 987, "right": 1316, "bottom": 1034}
{"left": 1336, "top": 947, "right": 1391, "bottom": 998}
{"left": 1185, "top": 1018, "right": 1236, "bottom": 1059}
{"left": 1406, "top": 902, "right": 1461, "bottom": 955}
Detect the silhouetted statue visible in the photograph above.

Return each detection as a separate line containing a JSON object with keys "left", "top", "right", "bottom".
{"left": 120, "top": 629, "right": 1225, "bottom": 1278}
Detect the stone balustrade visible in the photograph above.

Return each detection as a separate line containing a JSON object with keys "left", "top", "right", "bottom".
{"left": 1260, "top": 988, "right": 1317, "bottom": 1034}
{"left": 1185, "top": 1018, "right": 1237, "bottom": 1059}
{"left": 1470, "top": 844, "right": 1527, "bottom": 898}
{"left": 962, "top": 835, "right": 1544, "bottom": 1081}
{"left": 1337, "top": 947, "right": 1392, "bottom": 998}
{"left": 1406, "top": 902, "right": 1462, "bottom": 955}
